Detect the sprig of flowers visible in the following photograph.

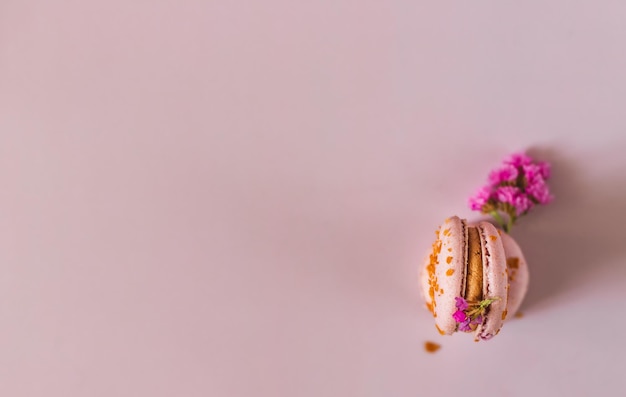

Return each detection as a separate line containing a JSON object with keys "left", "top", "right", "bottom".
{"left": 468, "top": 152, "right": 553, "bottom": 232}
{"left": 452, "top": 296, "right": 498, "bottom": 332}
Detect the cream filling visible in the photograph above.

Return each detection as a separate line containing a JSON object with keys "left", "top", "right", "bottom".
{"left": 464, "top": 226, "right": 483, "bottom": 303}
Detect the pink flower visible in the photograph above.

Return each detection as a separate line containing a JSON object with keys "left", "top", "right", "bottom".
{"left": 494, "top": 185, "right": 535, "bottom": 216}
{"left": 488, "top": 164, "right": 518, "bottom": 185}
{"left": 495, "top": 186, "right": 520, "bottom": 204}
{"left": 470, "top": 315, "right": 483, "bottom": 325}
{"left": 455, "top": 297, "right": 469, "bottom": 310}
{"left": 468, "top": 186, "right": 492, "bottom": 211}
{"left": 512, "top": 193, "right": 533, "bottom": 215}
{"left": 526, "top": 176, "right": 553, "bottom": 204}
{"left": 468, "top": 151, "right": 553, "bottom": 231}
{"left": 453, "top": 310, "right": 468, "bottom": 323}
{"left": 504, "top": 152, "right": 533, "bottom": 167}
{"left": 537, "top": 161, "right": 551, "bottom": 179}
{"left": 522, "top": 163, "right": 542, "bottom": 183}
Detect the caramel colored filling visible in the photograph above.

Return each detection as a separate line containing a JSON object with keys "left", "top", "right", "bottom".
{"left": 464, "top": 227, "right": 483, "bottom": 302}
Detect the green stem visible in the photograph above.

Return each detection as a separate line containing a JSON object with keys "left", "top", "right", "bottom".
{"left": 507, "top": 216, "right": 514, "bottom": 233}
{"left": 489, "top": 210, "right": 508, "bottom": 232}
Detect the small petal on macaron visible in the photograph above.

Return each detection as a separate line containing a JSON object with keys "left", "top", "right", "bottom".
{"left": 458, "top": 319, "right": 472, "bottom": 332}
{"left": 455, "top": 297, "right": 469, "bottom": 310}
{"left": 453, "top": 310, "right": 468, "bottom": 323}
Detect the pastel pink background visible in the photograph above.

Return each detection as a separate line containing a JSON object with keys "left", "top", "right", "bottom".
{"left": 2, "top": 1, "right": 626, "bottom": 396}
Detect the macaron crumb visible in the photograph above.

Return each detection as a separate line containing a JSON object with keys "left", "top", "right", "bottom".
{"left": 507, "top": 257, "right": 520, "bottom": 269}
{"left": 424, "top": 341, "right": 441, "bottom": 353}
{"left": 515, "top": 312, "right": 524, "bottom": 319}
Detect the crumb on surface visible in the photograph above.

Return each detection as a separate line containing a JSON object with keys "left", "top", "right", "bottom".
{"left": 426, "top": 236, "right": 442, "bottom": 315}
{"left": 507, "top": 257, "right": 520, "bottom": 269}
{"left": 515, "top": 311, "right": 524, "bottom": 318}
{"left": 424, "top": 341, "right": 441, "bottom": 353}
{"left": 507, "top": 257, "right": 519, "bottom": 282}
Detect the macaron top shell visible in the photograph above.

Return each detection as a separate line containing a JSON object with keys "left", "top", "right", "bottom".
{"left": 422, "top": 216, "right": 467, "bottom": 335}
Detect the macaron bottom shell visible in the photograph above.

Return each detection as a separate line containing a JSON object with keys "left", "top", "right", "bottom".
{"left": 500, "top": 231, "right": 530, "bottom": 319}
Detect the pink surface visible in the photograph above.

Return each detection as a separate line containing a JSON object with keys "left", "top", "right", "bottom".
{"left": 2, "top": 1, "right": 626, "bottom": 396}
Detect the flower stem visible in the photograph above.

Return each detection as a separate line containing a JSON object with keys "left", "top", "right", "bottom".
{"left": 489, "top": 210, "right": 508, "bottom": 232}
{"left": 507, "top": 216, "right": 514, "bottom": 233}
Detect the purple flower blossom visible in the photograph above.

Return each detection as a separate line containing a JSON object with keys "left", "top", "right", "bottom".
{"left": 468, "top": 186, "right": 493, "bottom": 211}
{"left": 452, "top": 297, "right": 498, "bottom": 333}
{"left": 455, "top": 297, "right": 469, "bottom": 310}
{"left": 458, "top": 319, "right": 472, "bottom": 332}
{"left": 452, "top": 310, "right": 468, "bottom": 323}
{"left": 488, "top": 164, "right": 518, "bottom": 185}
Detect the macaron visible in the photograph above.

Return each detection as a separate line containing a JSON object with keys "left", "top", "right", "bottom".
{"left": 420, "top": 216, "right": 529, "bottom": 341}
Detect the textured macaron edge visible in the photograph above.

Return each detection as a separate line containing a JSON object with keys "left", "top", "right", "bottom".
{"left": 475, "top": 221, "right": 508, "bottom": 341}
{"left": 431, "top": 216, "right": 467, "bottom": 335}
